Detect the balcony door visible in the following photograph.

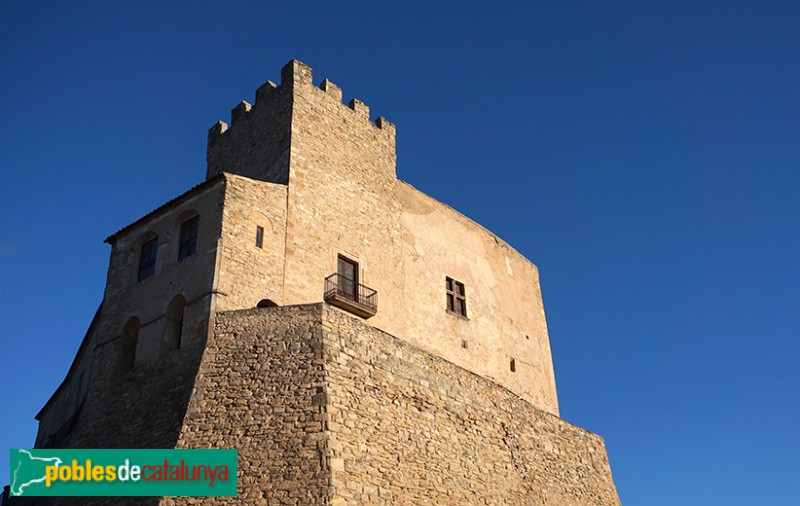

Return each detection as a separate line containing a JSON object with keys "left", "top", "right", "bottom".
{"left": 337, "top": 255, "right": 358, "bottom": 301}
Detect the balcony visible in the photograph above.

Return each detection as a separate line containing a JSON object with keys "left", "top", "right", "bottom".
{"left": 324, "top": 273, "right": 378, "bottom": 319}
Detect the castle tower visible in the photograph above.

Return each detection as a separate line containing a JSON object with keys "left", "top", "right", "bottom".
{"left": 26, "top": 60, "right": 619, "bottom": 505}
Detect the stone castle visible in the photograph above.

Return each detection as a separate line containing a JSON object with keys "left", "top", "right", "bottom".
{"left": 18, "top": 60, "right": 620, "bottom": 504}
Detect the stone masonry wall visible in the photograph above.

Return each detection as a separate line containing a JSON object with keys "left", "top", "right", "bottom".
{"left": 165, "top": 304, "right": 617, "bottom": 505}
{"left": 13, "top": 305, "right": 212, "bottom": 506}
{"left": 21, "top": 304, "right": 617, "bottom": 505}
{"left": 34, "top": 179, "right": 226, "bottom": 458}
{"left": 22, "top": 61, "right": 616, "bottom": 505}
{"left": 321, "top": 304, "right": 619, "bottom": 505}
{"left": 280, "top": 60, "right": 402, "bottom": 320}
{"left": 396, "top": 181, "right": 559, "bottom": 416}
{"left": 214, "top": 174, "right": 288, "bottom": 311}
{"left": 59, "top": 309, "right": 208, "bottom": 452}
{"left": 169, "top": 305, "right": 331, "bottom": 505}
{"left": 34, "top": 307, "right": 100, "bottom": 448}
{"left": 204, "top": 61, "right": 559, "bottom": 415}
{"left": 100, "top": 179, "right": 224, "bottom": 368}
{"left": 206, "top": 77, "right": 292, "bottom": 184}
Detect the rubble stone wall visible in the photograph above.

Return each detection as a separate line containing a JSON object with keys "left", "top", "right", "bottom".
{"left": 168, "top": 304, "right": 618, "bottom": 505}
{"left": 172, "top": 305, "right": 331, "bottom": 505}
{"left": 321, "top": 304, "right": 619, "bottom": 505}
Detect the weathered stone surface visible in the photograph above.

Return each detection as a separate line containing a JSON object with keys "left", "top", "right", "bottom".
{"left": 20, "top": 60, "right": 620, "bottom": 505}
{"left": 320, "top": 305, "right": 618, "bottom": 505}
{"left": 203, "top": 59, "right": 559, "bottom": 415}
{"left": 163, "top": 304, "right": 619, "bottom": 505}
{"left": 173, "top": 305, "right": 330, "bottom": 505}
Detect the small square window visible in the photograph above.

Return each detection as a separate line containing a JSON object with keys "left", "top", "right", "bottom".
{"left": 255, "top": 226, "right": 264, "bottom": 248}
{"left": 445, "top": 277, "right": 467, "bottom": 317}
{"left": 461, "top": 340, "right": 469, "bottom": 349}
{"left": 137, "top": 238, "right": 157, "bottom": 281}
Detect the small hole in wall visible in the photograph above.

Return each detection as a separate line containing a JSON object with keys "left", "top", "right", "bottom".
{"left": 510, "top": 359, "right": 516, "bottom": 373}
{"left": 461, "top": 340, "right": 468, "bottom": 349}
{"left": 525, "top": 335, "right": 529, "bottom": 340}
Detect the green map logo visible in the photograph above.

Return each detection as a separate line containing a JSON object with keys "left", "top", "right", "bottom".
{"left": 9, "top": 449, "right": 237, "bottom": 497}
{"left": 10, "top": 450, "right": 63, "bottom": 496}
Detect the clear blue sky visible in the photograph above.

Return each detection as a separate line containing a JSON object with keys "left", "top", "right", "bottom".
{"left": 1, "top": 1, "right": 798, "bottom": 504}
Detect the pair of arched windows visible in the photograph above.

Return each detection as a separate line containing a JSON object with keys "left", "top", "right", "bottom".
{"left": 136, "top": 214, "right": 200, "bottom": 282}
{"left": 119, "top": 295, "right": 186, "bottom": 373}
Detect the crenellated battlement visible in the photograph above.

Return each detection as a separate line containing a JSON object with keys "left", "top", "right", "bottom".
{"left": 280, "top": 59, "right": 394, "bottom": 131}
{"left": 320, "top": 78, "right": 342, "bottom": 101}
{"left": 230, "top": 100, "right": 251, "bottom": 125}
{"left": 206, "top": 59, "right": 396, "bottom": 184}
{"left": 208, "top": 60, "right": 394, "bottom": 144}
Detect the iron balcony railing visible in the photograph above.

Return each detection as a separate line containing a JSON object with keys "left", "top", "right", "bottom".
{"left": 324, "top": 273, "right": 378, "bottom": 312}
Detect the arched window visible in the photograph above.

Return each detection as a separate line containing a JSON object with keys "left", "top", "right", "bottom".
{"left": 136, "top": 233, "right": 158, "bottom": 282}
{"left": 138, "top": 238, "right": 157, "bottom": 281}
{"left": 121, "top": 317, "right": 140, "bottom": 372}
{"left": 178, "top": 215, "right": 199, "bottom": 261}
{"left": 165, "top": 295, "right": 186, "bottom": 350}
